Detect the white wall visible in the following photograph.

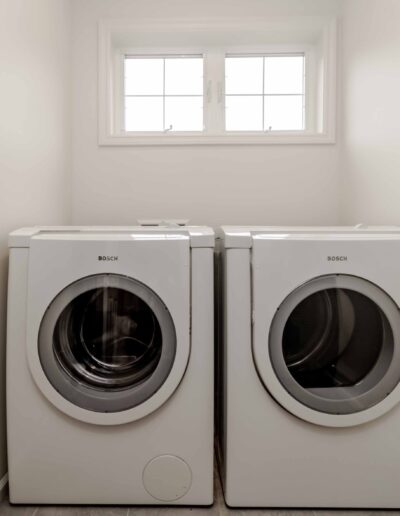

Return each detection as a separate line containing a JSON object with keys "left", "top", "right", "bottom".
{"left": 0, "top": 0, "right": 71, "bottom": 480}
{"left": 340, "top": 0, "right": 400, "bottom": 224}
{"left": 71, "top": 0, "right": 342, "bottom": 227}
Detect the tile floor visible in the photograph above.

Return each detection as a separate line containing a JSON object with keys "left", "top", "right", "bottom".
{"left": 0, "top": 470, "right": 398, "bottom": 516}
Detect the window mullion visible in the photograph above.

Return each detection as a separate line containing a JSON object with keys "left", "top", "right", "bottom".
{"left": 162, "top": 58, "right": 166, "bottom": 131}
{"left": 115, "top": 50, "right": 125, "bottom": 135}
{"left": 203, "top": 51, "right": 225, "bottom": 134}
{"left": 304, "top": 49, "right": 316, "bottom": 133}
{"left": 262, "top": 57, "right": 265, "bottom": 132}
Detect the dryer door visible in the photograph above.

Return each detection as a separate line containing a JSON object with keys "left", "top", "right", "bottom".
{"left": 38, "top": 274, "right": 176, "bottom": 415}
{"left": 260, "top": 275, "right": 400, "bottom": 426}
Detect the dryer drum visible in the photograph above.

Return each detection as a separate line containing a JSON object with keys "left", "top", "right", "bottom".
{"left": 268, "top": 274, "right": 400, "bottom": 415}
{"left": 282, "top": 288, "right": 382, "bottom": 388}
{"left": 53, "top": 287, "right": 162, "bottom": 390}
{"left": 38, "top": 274, "right": 177, "bottom": 413}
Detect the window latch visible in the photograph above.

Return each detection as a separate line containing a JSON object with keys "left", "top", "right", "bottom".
{"left": 217, "top": 82, "right": 223, "bottom": 104}
{"left": 206, "top": 80, "right": 212, "bottom": 103}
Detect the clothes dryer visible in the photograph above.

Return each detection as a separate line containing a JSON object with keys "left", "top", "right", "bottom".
{"left": 219, "top": 226, "right": 400, "bottom": 508}
{"left": 7, "top": 226, "right": 214, "bottom": 505}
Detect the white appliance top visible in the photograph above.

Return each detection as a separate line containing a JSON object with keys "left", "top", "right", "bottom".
{"left": 220, "top": 225, "right": 400, "bottom": 248}
{"left": 9, "top": 226, "right": 215, "bottom": 248}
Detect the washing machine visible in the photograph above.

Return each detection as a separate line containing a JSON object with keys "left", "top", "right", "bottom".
{"left": 219, "top": 226, "right": 400, "bottom": 508}
{"left": 7, "top": 225, "right": 214, "bottom": 505}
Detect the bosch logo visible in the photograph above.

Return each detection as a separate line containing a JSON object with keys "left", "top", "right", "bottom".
{"left": 327, "top": 256, "right": 347, "bottom": 262}
{"left": 98, "top": 256, "right": 118, "bottom": 261}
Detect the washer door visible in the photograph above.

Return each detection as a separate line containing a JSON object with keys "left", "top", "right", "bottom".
{"left": 261, "top": 275, "right": 400, "bottom": 426}
{"left": 38, "top": 274, "right": 177, "bottom": 417}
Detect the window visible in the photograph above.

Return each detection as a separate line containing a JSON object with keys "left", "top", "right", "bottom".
{"left": 99, "top": 18, "right": 336, "bottom": 145}
{"left": 225, "top": 55, "right": 305, "bottom": 131}
{"left": 123, "top": 54, "right": 306, "bottom": 134}
{"left": 124, "top": 56, "right": 204, "bottom": 132}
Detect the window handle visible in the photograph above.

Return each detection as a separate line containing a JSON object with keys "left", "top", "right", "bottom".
{"left": 206, "top": 80, "right": 212, "bottom": 103}
{"left": 217, "top": 82, "right": 223, "bottom": 104}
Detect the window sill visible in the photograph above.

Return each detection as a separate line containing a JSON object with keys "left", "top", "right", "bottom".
{"left": 99, "top": 131, "right": 335, "bottom": 146}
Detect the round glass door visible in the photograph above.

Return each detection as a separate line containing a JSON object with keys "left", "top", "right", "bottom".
{"left": 268, "top": 275, "right": 400, "bottom": 415}
{"left": 39, "top": 274, "right": 176, "bottom": 413}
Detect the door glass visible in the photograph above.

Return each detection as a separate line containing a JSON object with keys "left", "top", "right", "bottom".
{"left": 53, "top": 287, "right": 162, "bottom": 391}
{"left": 267, "top": 275, "right": 400, "bottom": 415}
{"left": 39, "top": 274, "right": 177, "bottom": 413}
{"left": 283, "top": 289, "right": 383, "bottom": 389}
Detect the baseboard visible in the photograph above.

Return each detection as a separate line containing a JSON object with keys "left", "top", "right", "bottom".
{"left": 0, "top": 473, "right": 8, "bottom": 502}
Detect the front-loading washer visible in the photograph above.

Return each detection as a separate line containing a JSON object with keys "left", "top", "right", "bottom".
{"left": 218, "top": 226, "right": 400, "bottom": 508}
{"left": 7, "top": 226, "right": 214, "bottom": 505}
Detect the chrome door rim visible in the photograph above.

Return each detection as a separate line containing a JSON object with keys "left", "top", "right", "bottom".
{"left": 268, "top": 275, "right": 400, "bottom": 415}
{"left": 38, "top": 274, "right": 176, "bottom": 413}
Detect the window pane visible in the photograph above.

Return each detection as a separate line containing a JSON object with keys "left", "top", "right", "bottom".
{"left": 264, "top": 56, "right": 304, "bottom": 95}
{"left": 225, "top": 57, "right": 263, "bottom": 95}
{"left": 125, "top": 97, "right": 163, "bottom": 131}
{"left": 165, "top": 58, "right": 203, "bottom": 95}
{"left": 165, "top": 97, "right": 203, "bottom": 131}
{"left": 264, "top": 95, "right": 304, "bottom": 131}
{"left": 225, "top": 95, "right": 263, "bottom": 131}
{"left": 125, "top": 58, "right": 163, "bottom": 95}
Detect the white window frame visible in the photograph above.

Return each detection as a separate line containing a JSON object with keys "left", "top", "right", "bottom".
{"left": 224, "top": 50, "right": 309, "bottom": 133}
{"left": 116, "top": 49, "right": 206, "bottom": 135}
{"left": 98, "top": 18, "right": 337, "bottom": 146}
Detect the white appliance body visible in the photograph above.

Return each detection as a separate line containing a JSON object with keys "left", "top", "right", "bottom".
{"left": 7, "top": 226, "right": 214, "bottom": 505}
{"left": 219, "top": 226, "right": 400, "bottom": 508}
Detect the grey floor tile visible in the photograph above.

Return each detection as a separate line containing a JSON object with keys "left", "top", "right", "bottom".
{"left": 2, "top": 470, "right": 400, "bottom": 516}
